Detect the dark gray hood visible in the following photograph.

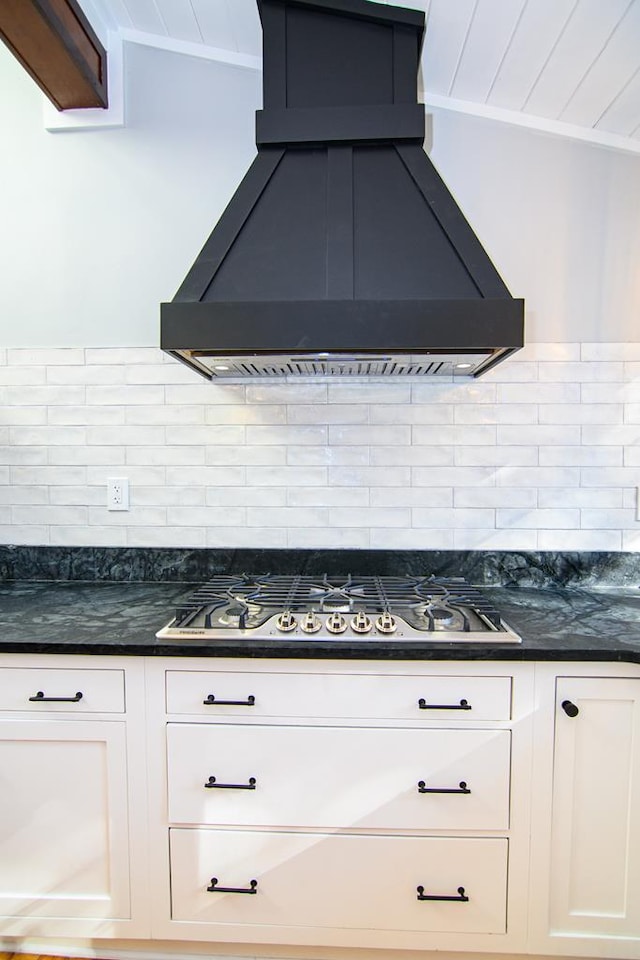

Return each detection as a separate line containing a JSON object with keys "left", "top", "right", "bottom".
{"left": 161, "top": 0, "right": 524, "bottom": 380}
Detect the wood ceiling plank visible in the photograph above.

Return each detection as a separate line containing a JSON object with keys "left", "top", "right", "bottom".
{"left": 0, "top": 0, "right": 107, "bottom": 109}
{"left": 596, "top": 66, "right": 640, "bottom": 136}
{"left": 224, "top": 0, "right": 262, "bottom": 57}
{"left": 189, "top": 0, "right": 236, "bottom": 50}
{"left": 486, "top": 0, "right": 577, "bottom": 111}
{"left": 524, "top": 0, "right": 634, "bottom": 119}
{"left": 560, "top": 0, "right": 640, "bottom": 128}
{"left": 421, "top": 0, "right": 477, "bottom": 96}
{"left": 153, "top": 0, "right": 202, "bottom": 43}
{"left": 122, "top": 0, "right": 168, "bottom": 35}
{"left": 450, "top": 0, "right": 527, "bottom": 103}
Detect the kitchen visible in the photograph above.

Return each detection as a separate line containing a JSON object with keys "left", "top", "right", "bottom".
{"left": 1, "top": 0, "right": 640, "bottom": 959}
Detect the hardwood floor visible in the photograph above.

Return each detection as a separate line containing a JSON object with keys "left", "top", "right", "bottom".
{"left": 0, "top": 953, "right": 109, "bottom": 960}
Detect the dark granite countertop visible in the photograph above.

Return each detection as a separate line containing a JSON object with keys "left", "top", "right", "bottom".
{"left": 1, "top": 579, "right": 640, "bottom": 663}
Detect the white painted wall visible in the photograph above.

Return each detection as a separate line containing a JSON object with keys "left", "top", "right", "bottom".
{"left": 1, "top": 39, "right": 639, "bottom": 347}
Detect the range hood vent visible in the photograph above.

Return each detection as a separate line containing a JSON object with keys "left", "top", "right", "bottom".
{"left": 161, "top": 0, "right": 524, "bottom": 380}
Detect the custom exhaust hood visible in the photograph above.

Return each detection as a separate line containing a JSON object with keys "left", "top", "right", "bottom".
{"left": 161, "top": 0, "right": 524, "bottom": 380}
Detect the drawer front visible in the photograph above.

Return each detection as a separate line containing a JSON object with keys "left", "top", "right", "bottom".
{"left": 170, "top": 829, "right": 508, "bottom": 934}
{"left": 0, "top": 668, "right": 125, "bottom": 713}
{"left": 167, "top": 724, "right": 511, "bottom": 830}
{"left": 166, "top": 670, "right": 512, "bottom": 721}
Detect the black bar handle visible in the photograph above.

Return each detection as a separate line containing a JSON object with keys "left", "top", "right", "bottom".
{"left": 28, "top": 691, "right": 83, "bottom": 703}
{"left": 561, "top": 699, "right": 579, "bottom": 718}
{"left": 203, "top": 694, "right": 256, "bottom": 707}
{"left": 417, "top": 885, "right": 469, "bottom": 902}
{"left": 418, "top": 698, "right": 471, "bottom": 711}
{"left": 207, "top": 878, "right": 258, "bottom": 895}
{"left": 205, "top": 775, "right": 257, "bottom": 790}
{"left": 418, "top": 780, "right": 471, "bottom": 794}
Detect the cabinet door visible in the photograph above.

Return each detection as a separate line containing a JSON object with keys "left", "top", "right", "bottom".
{"left": 0, "top": 719, "right": 131, "bottom": 924}
{"left": 550, "top": 677, "right": 640, "bottom": 938}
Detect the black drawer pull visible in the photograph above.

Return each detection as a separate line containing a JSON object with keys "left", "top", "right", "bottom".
{"left": 418, "top": 780, "right": 471, "bottom": 794}
{"left": 561, "top": 699, "right": 579, "bottom": 717}
{"left": 205, "top": 775, "right": 256, "bottom": 790}
{"left": 207, "top": 878, "right": 258, "bottom": 895}
{"left": 28, "top": 691, "right": 83, "bottom": 703}
{"left": 418, "top": 698, "right": 471, "bottom": 711}
{"left": 203, "top": 694, "right": 256, "bottom": 707}
{"left": 417, "top": 885, "right": 469, "bottom": 902}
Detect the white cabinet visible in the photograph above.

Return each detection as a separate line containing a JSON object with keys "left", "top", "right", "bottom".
{"left": 0, "top": 654, "right": 149, "bottom": 939}
{"left": 529, "top": 664, "right": 640, "bottom": 960}
{"left": 147, "top": 659, "right": 534, "bottom": 954}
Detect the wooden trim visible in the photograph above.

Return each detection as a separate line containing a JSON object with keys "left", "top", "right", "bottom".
{"left": 0, "top": 0, "right": 107, "bottom": 110}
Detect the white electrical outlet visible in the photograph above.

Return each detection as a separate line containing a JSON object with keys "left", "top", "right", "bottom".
{"left": 107, "top": 477, "right": 129, "bottom": 511}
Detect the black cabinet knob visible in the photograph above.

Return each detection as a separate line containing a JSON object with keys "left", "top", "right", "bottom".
{"left": 561, "top": 699, "right": 579, "bottom": 717}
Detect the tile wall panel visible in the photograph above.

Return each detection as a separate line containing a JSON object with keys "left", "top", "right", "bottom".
{"left": 1, "top": 343, "right": 640, "bottom": 549}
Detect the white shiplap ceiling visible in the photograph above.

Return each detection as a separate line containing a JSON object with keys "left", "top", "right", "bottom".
{"left": 92, "top": 0, "right": 640, "bottom": 154}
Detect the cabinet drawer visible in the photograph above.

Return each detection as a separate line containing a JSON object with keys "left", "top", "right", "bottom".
{"left": 0, "top": 668, "right": 125, "bottom": 713}
{"left": 167, "top": 724, "right": 511, "bottom": 830}
{"left": 166, "top": 670, "right": 511, "bottom": 721}
{"left": 170, "top": 829, "right": 508, "bottom": 934}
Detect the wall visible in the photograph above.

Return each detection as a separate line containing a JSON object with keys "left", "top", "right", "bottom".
{"left": 1, "top": 40, "right": 640, "bottom": 551}
{"left": 1, "top": 343, "right": 639, "bottom": 551}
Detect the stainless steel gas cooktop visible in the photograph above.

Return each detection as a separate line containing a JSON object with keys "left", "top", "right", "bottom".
{"left": 156, "top": 575, "right": 522, "bottom": 644}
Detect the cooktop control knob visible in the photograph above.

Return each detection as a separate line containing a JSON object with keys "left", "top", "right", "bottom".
{"left": 350, "top": 611, "right": 372, "bottom": 634}
{"left": 276, "top": 610, "right": 297, "bottom": 632}
{"left": 326, "top": 612, "right": 347, "bottom": 634}
{"left": 300, "top": 612, "right": 322, "bottom": 634}
{"left": 375, "top": 612, "right": 397, "bottom": 634}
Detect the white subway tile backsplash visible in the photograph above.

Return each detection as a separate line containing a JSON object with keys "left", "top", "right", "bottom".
{"left": 580, "top": 509, "right": 637, "bottom": 529}
{"left": 413, "top": 508, "right": 495, "bottom": 528}
{"left": 330, "top": 466, "right": 410, "bottom": 487}
{"left": 247, "top": 506, "right": 328, "bottom": 527}
{"left": 539, "top": 488, "right": 623, "bottom": 509}
{"left": 125, "top": 446, "right": 206, "bottom": 466}
{"left": 539, "top": 446, "right": 622, "bottom": 466}
{"left": 497, "top": 425, "right": 580, "bottom": 445}
{"left": 288, "top": 404, "right": 368, "bottom": 424}
{"left": 165, "top": 384, "right": 245, "bottom": 405}
{"left": 49, "top": 405, "right": 125, "bottom": 425}
{"left": 47, "top": 365, "right": 125, "bottom": 385}
{"left": 287, "top": 446, "right": 369, "bottom": 466}
{"left": 538, "top": 530, "right": 622, "bottom": 550}
{"left": 0, "top": 366, "right": 46, "bottom": 385}
{"left": 581, "top": 344, "right": 640, "bottom": 361}
{"left": 454, "top": 446, "right": 537, "bottom": 467}
{"left": 496, "top": 508, "right": 579, "bottom": 529}
{"left": 454, "top": 404, "right": 537, "bottom": 425}
{"left": 4, "top": 343, "right": 640, "bottom": 550}
{"left": 246, "top": 466, "right": 327, "bottom": 486}
{"left": 246, "top": 425, "right": 327, "bottom": 445}
{"left": 539, "top": 403, "right": 622, "bottom": 424}
{"left": 9, "top": 348, "right": 84, "bottom": 365}
{"left": 50, "top": 446, "right": 126, "bottom": 465}
{"left": 453, "top": 529, "right": 538, "bottom": 549}
{"left": 329, "top": 507, "right": 411, "bottom": 527}
{"left": 206, "top": 445, "right": 287, "bottom": 466}
{"left": 126, "top": 405, "right": 204, "bottom": 425}
{"left": 538, "top": 362, "right": 623, "bottom": 382}
{"left": 454, "top": 488, "right": 537, "bottom": 508}
{"left": 497, "top": 383, "right": 580, "bottom": 404}
{"left": 413, "top": 425, "right": 496, "bottom": 445}
{"left": 370, "top": 404, "right": 454, "bottom": 424}
{"left": 287, "top": 487, "right": 369, "bottom": 507}
{"left": 371, "top": 487, "right": 453, "bottom": 507}
{"left": 371, "top": 529, "right": 454, "bottom": 549}
{"left": 370, "top": 445, "right": 454, "bottom": 466}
